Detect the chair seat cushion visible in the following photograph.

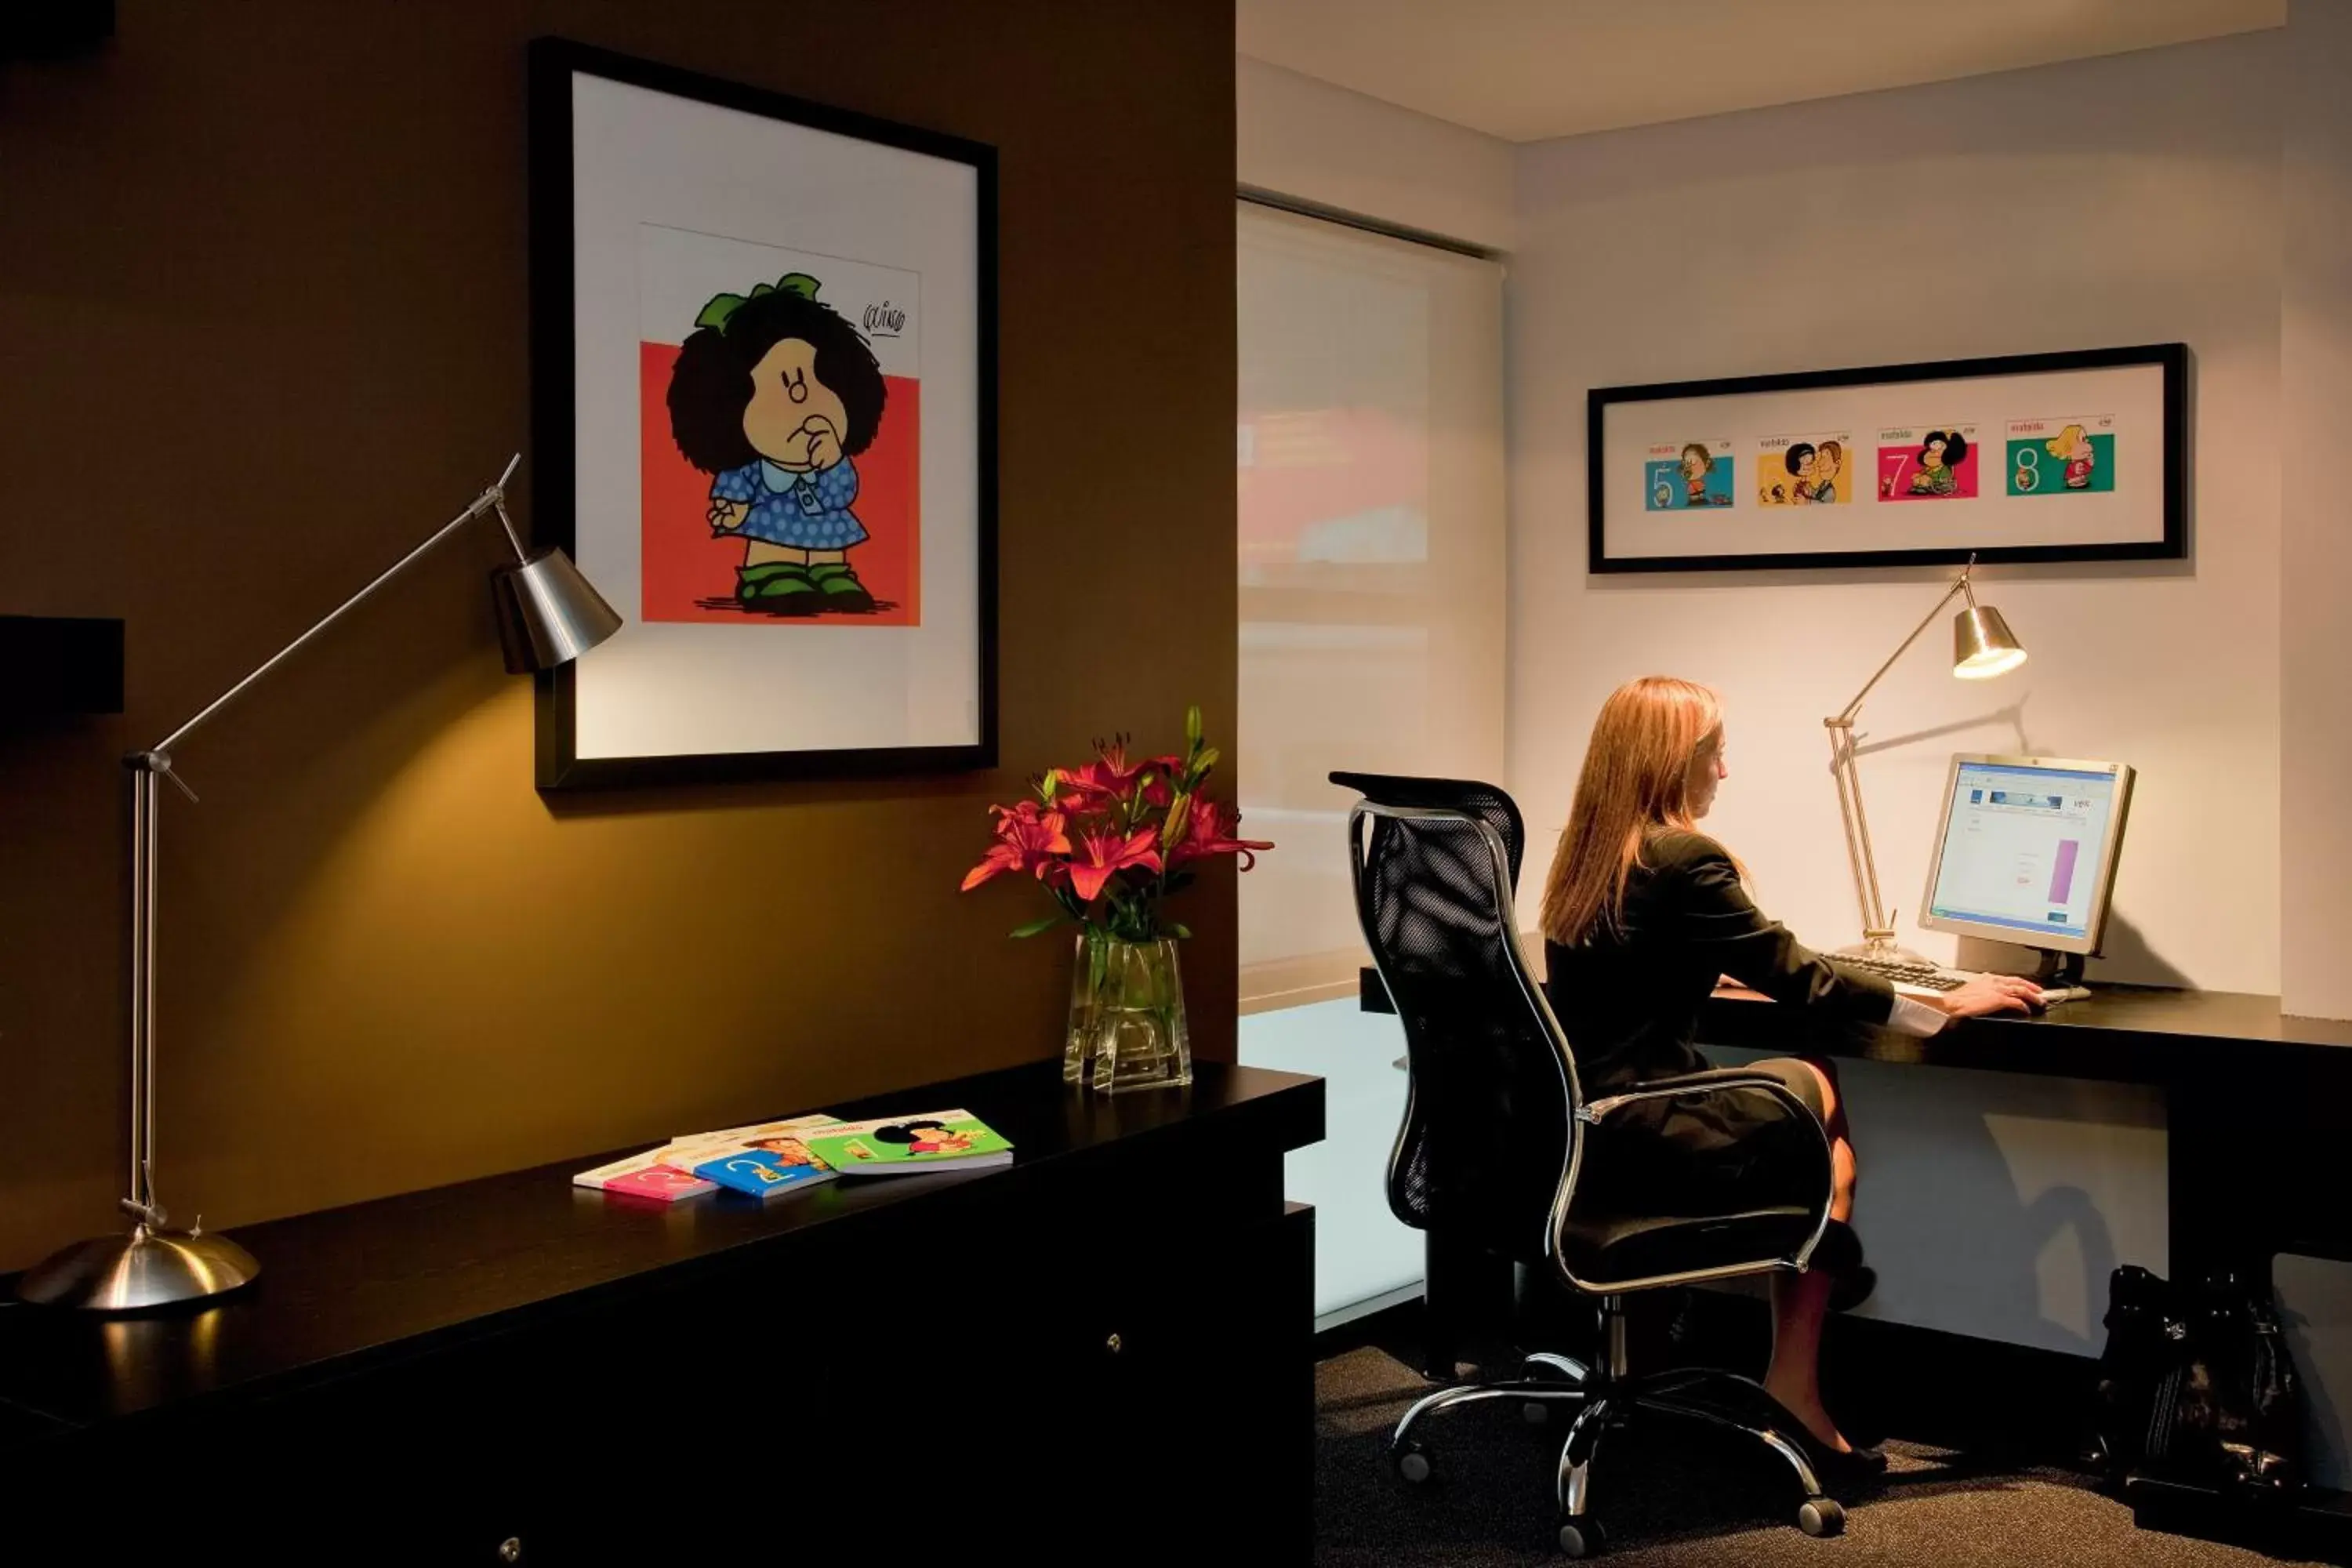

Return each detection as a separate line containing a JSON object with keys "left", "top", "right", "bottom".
{"left": 1559, "top": 1202, "right": 1818, "bottom": 1287}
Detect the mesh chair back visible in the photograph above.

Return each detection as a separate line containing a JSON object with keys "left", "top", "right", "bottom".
{"left": 1335, "top": 774, "right": 1581, "bottom": 1263}
{"left": 1329, "top": 771, "right": 1526, "bottom": 891}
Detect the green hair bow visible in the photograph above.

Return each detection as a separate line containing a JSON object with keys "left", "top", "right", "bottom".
{"left": 695, "top": 272, "right": 822, "bottom": 332}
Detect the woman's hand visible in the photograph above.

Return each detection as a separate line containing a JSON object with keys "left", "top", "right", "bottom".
{"left": 1936, "top": 974, "right": 2045, "bottom": 1021}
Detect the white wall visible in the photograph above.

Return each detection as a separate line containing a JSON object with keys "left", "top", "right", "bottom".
{"left": 2281, "top": 0, "right": 2352, "bottom": 1022}
{"left": 1510, "top": 34, "right": 2282, "bottom": 994}
{"left": 1507, "top": 34, "right": 2285, "bottom": 1354}
{"left": 1236, "top": 53, "right": 1514, "bottom": 252}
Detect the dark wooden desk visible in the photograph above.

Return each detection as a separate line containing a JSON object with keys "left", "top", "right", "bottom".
{"left": 1690, "top": 984, "right": 2352, "bottom": 1276}
{"left": 1364, "top": 967, "right": 2352, "bottom": 1542}
{"left": 0, "top": 1059, "right": 1324, "bottom": 1564}
{"left": 1365, "top": 965, "right": 2352, "bottom": 1269}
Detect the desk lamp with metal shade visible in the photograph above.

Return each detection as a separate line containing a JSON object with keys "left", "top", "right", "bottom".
{"left": 1825, "top": 555, "right": 2027, "bottom": 964}
{"left": 16, "top": 454, "right": 622, "bottom": 1312}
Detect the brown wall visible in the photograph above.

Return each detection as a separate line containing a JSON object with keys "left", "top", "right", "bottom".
{"left": 0, "top": 2, "right": 1237, "bottom": 1269}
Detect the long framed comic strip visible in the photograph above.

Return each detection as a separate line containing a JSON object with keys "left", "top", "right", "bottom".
{"left": 529, "top": 39, "right": 997, "bottom": 787}
{"left": 1588, "top": 343, "right": 2186, "bottom": 575}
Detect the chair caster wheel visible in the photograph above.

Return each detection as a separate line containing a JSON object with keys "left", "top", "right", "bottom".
{"left": 1392, "top": 1443, "right": 1434, "bottom": 1485}
{"left": 1557, "top": 1516, "right": 1608, "bottom": 1557}
{"left": 1797, "top": 1497, "right": 1846, "bottom": 1538}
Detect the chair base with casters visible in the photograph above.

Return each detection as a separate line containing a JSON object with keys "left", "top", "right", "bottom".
{"left": 1386, "top": 1293, "right": 1846, "bottom": 1558}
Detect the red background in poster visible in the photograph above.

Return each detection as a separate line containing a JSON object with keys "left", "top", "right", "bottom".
{"left": 637, "top": 341, "right": 922, "bottom": 626}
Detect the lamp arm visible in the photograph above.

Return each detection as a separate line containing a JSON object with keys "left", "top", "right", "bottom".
{"left": 1831, "top": 568, "right": 1970, "bottom": 726}
{"left": 1822, "top": 557, "right": 1980, "bottom": 956}
{"left": 149, "top": 454, "right": 526, "bottom": 760}
{"left": 112, "top": 456, "right": 527, "bottom": 1235}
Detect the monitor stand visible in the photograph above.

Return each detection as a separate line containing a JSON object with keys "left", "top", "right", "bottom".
{"left": 2032, "top": 949, "right": 2090, "bottom": 991}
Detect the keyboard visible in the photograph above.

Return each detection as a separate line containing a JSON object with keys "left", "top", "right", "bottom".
{"left": 1833, "top": 954, "right": 1968, "bottom": 992}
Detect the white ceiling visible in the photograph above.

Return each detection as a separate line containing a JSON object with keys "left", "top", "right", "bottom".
{"left": 1236, "top": 0, "right": 2284, "bottom": 143}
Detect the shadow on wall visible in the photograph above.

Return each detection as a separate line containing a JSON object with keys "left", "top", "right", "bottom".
{"left": 1847, "top": 1056, "right": 2146, "bottom": 1359}
{"left": 2082, "top": 910, "right": 2194, "bottom": 989}
{"left": 1849, "top": 699, "right": 2029, "bottom": 760}
{"left": 1711, "top": 1046, "right": 2161, "bottom": 1359}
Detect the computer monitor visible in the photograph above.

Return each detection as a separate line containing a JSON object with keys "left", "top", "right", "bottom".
{"left": 1918, "top": 753, "right": 2134, "bottom": 958}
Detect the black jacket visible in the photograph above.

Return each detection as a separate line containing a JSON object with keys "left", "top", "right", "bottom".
{"left": 1542, "top": 828, "right": 1897, "bottom": 1094}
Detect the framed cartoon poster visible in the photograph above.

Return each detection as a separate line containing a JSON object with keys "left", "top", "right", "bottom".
{"left": 528, "top": 40, "right": 996, "bottom": 786}
{"left": 1588, "top": 344, "right": 2184, "bottom": 574}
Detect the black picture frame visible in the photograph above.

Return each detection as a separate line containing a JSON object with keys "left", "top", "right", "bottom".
{"left": 1587, "top": 343, "right": 2187, "bottom": 575}
{"left": 527, "top": 38, "right": 998, "bottom": 789}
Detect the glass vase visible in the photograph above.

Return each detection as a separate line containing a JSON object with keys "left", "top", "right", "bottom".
{"left": 1064, "top": 930, "right": 1192, "bottom": 1094}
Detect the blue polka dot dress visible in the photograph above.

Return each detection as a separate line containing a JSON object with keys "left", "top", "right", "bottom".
{"left": 711, "top": 458, "right": 868, "bottom": 550}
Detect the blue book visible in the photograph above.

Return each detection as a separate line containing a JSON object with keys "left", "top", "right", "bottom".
{"left": 685, "top": 1148, "right": 836, "bottom": 1199}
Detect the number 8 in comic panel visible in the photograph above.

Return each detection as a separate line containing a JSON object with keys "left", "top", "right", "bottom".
{"left": 2005, "top": 415, "right": 2115, "bottom": 496}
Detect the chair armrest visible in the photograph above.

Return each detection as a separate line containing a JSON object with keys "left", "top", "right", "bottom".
{"left": 1573, "top": 1068, "right": 1837, "bottom": 1280}
{"left": 1582, "top": 1067, "right": 1826, "bottom": 1131}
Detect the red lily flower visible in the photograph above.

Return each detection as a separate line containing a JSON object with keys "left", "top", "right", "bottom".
{"left": 1169, "top": 798, "right": 1274, "bottom": 871}
{"left": 960, "top": 801, "right": 1073, "bottom": 891}
{"left": 1067, "top": 826, "right": 1164, "bottom": 902}
{"left": 1054, "top": 735, "right": 1154, "bottom": 804}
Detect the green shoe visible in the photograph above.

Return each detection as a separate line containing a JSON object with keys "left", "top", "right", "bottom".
{"left": 806, "top": 561, "right": 876, "bottom": 612}
{"left": 736, "top": 562, "right": 800, "bottom": 601}
{"left": 739, "top": 563, "right": 823, "bottom": 614}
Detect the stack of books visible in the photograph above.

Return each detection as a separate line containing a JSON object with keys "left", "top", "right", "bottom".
{"left": 574, "top": 1108, "right": 1013, "bottom": 1203}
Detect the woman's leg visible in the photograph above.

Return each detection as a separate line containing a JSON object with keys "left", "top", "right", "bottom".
{"left": 1762, "top": 1058, "right": 1859, "bottom": 1451}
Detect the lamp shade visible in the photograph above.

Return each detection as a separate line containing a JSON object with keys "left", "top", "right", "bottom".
{"left": 1952, "top": 602, "right": 2027, "bottom": 679}
{"left": 490, "top": 547, "right": 623, "bottom": 673}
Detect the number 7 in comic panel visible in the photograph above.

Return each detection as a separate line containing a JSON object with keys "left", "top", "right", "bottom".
{"left": 1875, "top": 425, "right": 1978, "bottom": 501}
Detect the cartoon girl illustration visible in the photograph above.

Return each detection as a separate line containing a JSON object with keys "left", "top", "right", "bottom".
{"left": 2049, "top": 423, "right": 2095, "bottom": 489}
{"left": 1783, "top": 441, "right": 1819, "bottom": 503}
{"left": 876, "top": 1120, "right": 973, "bottom": 1156}
{"left": 666, "top": 273, "right": 888, "bottom": 615}
{"left": 1678, "top": 442, "right": 1730, "bottom": 506}
{"left": 749, "top": 1135, "right": 818, "bottom": 1168}
{"left": 1813, "top": 440, "right": 1844, "bottom": 503}
{"left": 1899, "top": 430, "right": 1967, "bottom": 496}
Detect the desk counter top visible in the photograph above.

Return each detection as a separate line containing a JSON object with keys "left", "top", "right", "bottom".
{"left": 0, "top": 1058, "right": 1323, "bottom": 1443}
{"left": 1360, "top": 964, "right": 2352, "bottom": 1087}
{"left": 1700, "top": 983, "right": 2352, "bottom": 1085}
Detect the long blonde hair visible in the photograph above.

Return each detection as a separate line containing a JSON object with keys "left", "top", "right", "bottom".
{"left": 1538, "top": 675, "right": 1725, "bottom": 947}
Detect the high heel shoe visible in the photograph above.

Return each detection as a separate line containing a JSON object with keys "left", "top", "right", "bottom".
{"left": 1801, "top": 1432, "right": 1890, "bottom": 1485}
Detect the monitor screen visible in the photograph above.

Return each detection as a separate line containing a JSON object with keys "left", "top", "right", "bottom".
{"left": 1923, "top": 757, "right": 2130, "bottom": 950}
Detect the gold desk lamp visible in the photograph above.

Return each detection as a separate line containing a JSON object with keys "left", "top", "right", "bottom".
{"left": 1825, "top": 556, "right": 2027, "bottom": 963}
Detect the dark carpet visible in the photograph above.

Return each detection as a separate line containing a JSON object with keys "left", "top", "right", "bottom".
{"left": 1316, "top": 1345, "right": 2329, "bottom": 1567}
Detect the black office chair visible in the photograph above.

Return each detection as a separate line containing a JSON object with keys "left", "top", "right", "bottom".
{"left": 1334, "top": 771, "right": 1847, "bottom": 1557}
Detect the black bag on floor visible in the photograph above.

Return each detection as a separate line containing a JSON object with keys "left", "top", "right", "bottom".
{"left": 2091, "top": 1263, "right": 2305, "bottom": 1502}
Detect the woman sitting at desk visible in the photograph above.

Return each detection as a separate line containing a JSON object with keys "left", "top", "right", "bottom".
{"left": 1537, "top": 675, "right": 2039, "bottom": 1467}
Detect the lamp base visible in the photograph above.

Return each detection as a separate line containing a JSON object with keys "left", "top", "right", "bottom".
{"left": 16, "top": 1225, "right": 258, "bottom": 1312}
{"left": 1835, "top": 938, "right": 1935, "bottom": 968}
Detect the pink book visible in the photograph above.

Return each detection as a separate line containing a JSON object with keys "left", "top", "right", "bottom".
{"left": 572, "top": 1148, "right": 718, "bottom": 1203}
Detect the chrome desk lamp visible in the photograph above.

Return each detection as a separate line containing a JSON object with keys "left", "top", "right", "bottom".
{"left": 17, "top": 455, "right": 621, "bottom": 1312}
{"left": 1825, "top": 556, "right": 2027, "bottom": 962}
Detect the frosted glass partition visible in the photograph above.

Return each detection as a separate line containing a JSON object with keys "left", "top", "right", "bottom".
{"left": 1236, "top": 202, "right": 1505, "bottom": 1013}
{"left": 1239, "top": 998, "right": 1425, "bottom": 1327}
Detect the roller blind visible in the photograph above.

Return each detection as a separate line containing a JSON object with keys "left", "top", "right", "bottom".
{"left": 1236, "top": 201, "right": 1507, "bottom": 1011}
